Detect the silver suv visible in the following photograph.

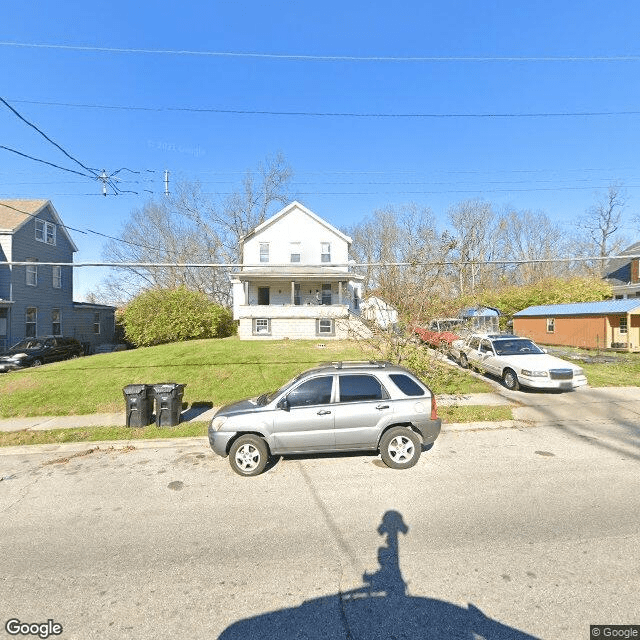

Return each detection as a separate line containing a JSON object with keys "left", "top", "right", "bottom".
{"left": 208, "top": 361, "right": 441, "bottom": 476}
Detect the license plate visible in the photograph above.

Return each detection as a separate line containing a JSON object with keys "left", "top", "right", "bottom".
{"left": 559, "top": 382, "right": 572, "bottom": 389}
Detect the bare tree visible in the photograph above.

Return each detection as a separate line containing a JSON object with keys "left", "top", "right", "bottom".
{"left": 100, "top": 153, "right": 293, "bottom": 305}
{"left": 578, "top": 183, "right": 628, "bottom": 259}
{"left": 447, "top": 199, "right": 499, "bottom": 295}
{"left": 495, "top": 208, "right": 576, "bottom": 285}
{"left": 347, "top": 203, "right": 453, "bottom": 320}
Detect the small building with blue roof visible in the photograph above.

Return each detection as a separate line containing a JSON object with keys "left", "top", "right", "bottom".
{"left": 513, "top": 299, "right": 640, "bottom": 351}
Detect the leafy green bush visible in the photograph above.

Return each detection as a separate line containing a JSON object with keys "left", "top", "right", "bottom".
{"left": 121, "top": 287, "right": 235, "bottom": 347}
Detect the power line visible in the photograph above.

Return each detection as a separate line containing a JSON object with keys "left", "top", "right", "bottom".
{"left": 0, "top": 96, "right": 99, "bottom": 177}
{"left": 3, "top": 255, "right": 626, "bottom": 268}
{"left": 1, "top": 41, "right": 639, "bottom": 63}
{"left": 0, "top": 145, "right": 94, "bottom": 178}
{"left": 8, "top": 98, "right": 640, "bottom": 119}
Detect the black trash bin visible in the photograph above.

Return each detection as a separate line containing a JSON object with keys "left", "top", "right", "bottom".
{"left": 152, "top": 383, "right": 186, "bottom": 427}
{"left": 123, "top": 384, "right": 154, "bottom": 427}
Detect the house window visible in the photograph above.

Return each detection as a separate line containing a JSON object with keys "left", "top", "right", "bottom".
{"left": 620, "top": 316, "right": 628, "bottom": 334}
{"left": 546, "top": 318, "right": 555, "bottom": 333}
{"left": 253, "top": 318, "right": 271, "bottom": 335}
{"left": 26, "top": 259, "right": 38, "bottom": 287}
{"left": 259, "top": 243, "right": 269, "bottom": 263}
{"left": 321, "top": 283, "right": 332, "bottom": 305}
{"left": 321, "top": 242, "right": 331, "bottom": 263}
{"left": 52, "top": 309, "right": 61, "bottom": 335}
{"left": 294, "top": 283, "right": 301, "bottom": 306}
{"left": 52, "top": 266, "right": 62, "bottom": 289}
{"left": 26, "top": 308, "right": 37, "bottom": 337}
{"left": 316, "top": 319, "right": 334, "bottom": 336}
{"left": 290, "top": 242, "right": 301, "bottom": 263}
{"left": 93, "top": 312, "right": 101, "bottom": 334}
{"left": 35, "top": 219, "right": 56, "bottom": 245}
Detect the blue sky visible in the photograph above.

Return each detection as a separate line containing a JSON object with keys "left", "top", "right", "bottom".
{"left": 1, "top": 0, "right": 639, "bottom": 299}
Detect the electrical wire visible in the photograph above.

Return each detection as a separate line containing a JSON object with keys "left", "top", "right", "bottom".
{"left": 1, "top": 41, "right": 639, "bottom": 63}
{"left": 0, "top": 145, "right": 94, "bottom": 178}
{"left": 7, "top": 98, "right": 640, "bottom": 119}
{"left": 0, "top": 96, "right": 100, "bottom": 177}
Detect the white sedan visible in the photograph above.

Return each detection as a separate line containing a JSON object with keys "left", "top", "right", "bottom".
{"left": 456, "top": 334, "right": 588, "bottom": 391}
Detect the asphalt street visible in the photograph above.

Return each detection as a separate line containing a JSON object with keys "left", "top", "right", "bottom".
{"left": 1, "top": 386, "right": 639, "bottom": 640}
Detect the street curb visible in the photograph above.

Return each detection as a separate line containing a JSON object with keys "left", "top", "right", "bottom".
{"left": 0, "top": 420, "right": 534, "bottom": 456}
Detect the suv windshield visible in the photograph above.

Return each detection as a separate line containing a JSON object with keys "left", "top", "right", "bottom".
{"left": 493, "top": 339, "right": 544, "bottom": 356}
{"left": 258, "top": 374, "right": 304, "bottom": 406}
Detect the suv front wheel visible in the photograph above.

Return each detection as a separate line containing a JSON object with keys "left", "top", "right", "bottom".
{"left": 228, "top": 435, "right": 269, "bottom": 477}
{"left": 379, "top": 427, "right": 421, "bottom": 470}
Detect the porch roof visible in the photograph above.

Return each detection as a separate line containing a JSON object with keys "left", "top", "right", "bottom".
{"left": 231, "top": 268, "right": 363, "bottom": 282}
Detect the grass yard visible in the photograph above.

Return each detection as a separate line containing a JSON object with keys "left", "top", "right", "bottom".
{"left": 0, "top": 337, "right": 492, "bottom": 418}
{"left": 580, "top": 359, "right": 640, "bottom": 387}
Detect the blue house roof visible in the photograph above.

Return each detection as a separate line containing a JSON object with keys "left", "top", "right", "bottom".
{"left": 514, "top": 300, "right": 640, "bottom": 317}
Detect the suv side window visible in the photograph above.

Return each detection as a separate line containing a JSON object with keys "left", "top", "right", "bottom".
{"left": 287, "top": 376, "right": 333, "bottom": 408}
{"left": 338, "top": 375, "right": 387, "bottom": 403}
{"left": 389, "top": 374, "right": 425, "bottom": 397}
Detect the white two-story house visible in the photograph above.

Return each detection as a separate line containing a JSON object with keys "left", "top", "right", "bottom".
{"left": 231, "top": 201, "right": 370, "bottom": 340}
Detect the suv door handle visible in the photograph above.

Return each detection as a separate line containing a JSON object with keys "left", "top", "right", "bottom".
{"left": 317, "top": 410, "right": 332, "bottom": 416}
{"left": 376, "top": 404, "right": 390, "bottom": 410}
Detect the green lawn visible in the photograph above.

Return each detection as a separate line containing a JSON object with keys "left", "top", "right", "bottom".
{"left": 0, "top": 337, "right": 492, "bottom": 418}
{"left": 580, "top": 359, "right": 640, "bottom": 387}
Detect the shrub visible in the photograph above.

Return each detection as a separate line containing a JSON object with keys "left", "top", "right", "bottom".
{"left": 121, "top": 287, "right": 235, "bottom": 347}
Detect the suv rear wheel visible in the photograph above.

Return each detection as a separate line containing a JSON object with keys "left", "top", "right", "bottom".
{"left": 228, "top": 435, "right": 269, "bottom": 477}
{"left": 379, "top": 427, "right": 421, "bottom": 470}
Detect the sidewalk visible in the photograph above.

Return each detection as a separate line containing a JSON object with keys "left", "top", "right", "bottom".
{"left": 0, "top": 392, "right": 512, "bottom": 434}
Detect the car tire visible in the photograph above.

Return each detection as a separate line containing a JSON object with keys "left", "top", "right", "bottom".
{"left": 459, "top": 354, "right": 469, "bottom": 369}
{"left": 31, "top": 359, "right": 43, "bottom": 367}
{"left": 503, "top": 368, "right": 520, "bottom": 391}
{"left": 228, "top": 435, "right": 269, "bottom": 477}
{"left": 70, "top": 353, "right": 80, "bottom": 359}
{"left": 379, "top": 427, "right": 421, "bottom": 470}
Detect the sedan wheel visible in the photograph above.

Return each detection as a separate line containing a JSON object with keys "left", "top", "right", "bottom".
{"left": 379, "top": 427, "right": 421, "bottom": 470}
{"left": 503, "top": 368, "right": 520, "bottom": 391}
{"left": 459, "top": 354, "right": 469, "bottom": 369}
{"left": 228, "top": 435, "right": 269, "bottom": 477}
{"left": 31, "top": 359, "right": 43, "bottom": 367}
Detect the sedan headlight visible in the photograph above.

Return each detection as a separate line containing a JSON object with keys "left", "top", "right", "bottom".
{"left": 574, "top": 367, "right": 584, "bottom": 376}
{"left": 521, "top": 369, "right": 548, "bottom": 377}
{"left": 210, "top": 416, "right": 228, "bottom": 431}
{"left": 9, "top": 353, "right": 28, "bottom": 361}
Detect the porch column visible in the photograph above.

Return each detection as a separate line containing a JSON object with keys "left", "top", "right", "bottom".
{"left": 243, "top": 281, "right": 249, "bottom": 305}
{"left": 628, "top": 312, "right": 632, "bottom": 352}
{"left": 291, "top": 281, "right": 295, "bottom": 305}
{"left": 338, "top": 281, "right": 343, "bottom": 305}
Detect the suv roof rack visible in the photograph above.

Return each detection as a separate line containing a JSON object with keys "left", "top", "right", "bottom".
{"left": 328, "top": 360, "right": 389, "bottom": 369}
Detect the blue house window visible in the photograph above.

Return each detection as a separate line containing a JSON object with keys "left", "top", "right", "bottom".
{"left": 26, "top": 308, "right": 37, "bottom": 337}
{"left": 52, "top": 266, "right": 62, "bottom": 289}
{"left": 52, "top": 309, "right": 61, "bottom": 335}
{"left": 35, "top": 219, "right": 56, "bottom": 246}
{"left": 26, "top": 260, "right": 38, "bottom": 287}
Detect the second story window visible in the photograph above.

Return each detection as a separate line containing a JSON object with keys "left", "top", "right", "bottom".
{"left": 321, "top": 242, "right": 331, "bottom": 263}
{"left": 259, "top": 243, "right": 269, "bottom": 263}
{"left": 35, "top": 219, "right": 56, "bottom": 246}
{"left": 26, "top": 259, "right": 37, "bottom": 287}
{"left": 52, "top": 266, "right": 62, "bottom": 289}
{"left": 290, "top": 242, "right": 301, "bottom": 263}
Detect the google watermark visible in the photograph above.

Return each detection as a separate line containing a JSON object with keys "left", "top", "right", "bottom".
{"left": 5, "top": 619, "right": 63, "bottom": 639}
{"left": 591, "top": 626, "right": 640, "bottom": 638}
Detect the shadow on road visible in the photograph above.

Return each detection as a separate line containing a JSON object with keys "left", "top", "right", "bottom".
{"left": 218, "top": 510, "right": 540, "bottom": 640}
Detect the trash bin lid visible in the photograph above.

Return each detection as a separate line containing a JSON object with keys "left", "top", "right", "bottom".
{"left": 153, "top": 382, "right": 186, "bottom": 392}
{"left": 123, "top": 383, "right": 149, "bottom": 395}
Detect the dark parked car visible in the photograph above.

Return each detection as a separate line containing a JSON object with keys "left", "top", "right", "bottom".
{"left": 0, "top": 336, "right": 83, "bottom": 371}
{"left": 209, "top": 361, "right": 442, "bottom": 476}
